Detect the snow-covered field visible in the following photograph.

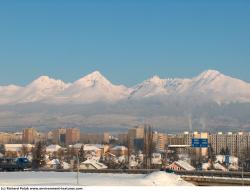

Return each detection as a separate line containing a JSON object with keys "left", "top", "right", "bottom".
{"left": 0, "top": 171, "right": 193, "bottom": 186}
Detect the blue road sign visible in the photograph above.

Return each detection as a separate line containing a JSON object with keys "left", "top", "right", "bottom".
{"left": 192, "top": 138, "right": 208, "bottom": 148}
{"left": 192, "top": 138, "right": 200, "bottom": 147}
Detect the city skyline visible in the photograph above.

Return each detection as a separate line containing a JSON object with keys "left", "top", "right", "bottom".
{"left": 0, "top": 0, "right": 249, "bottom": 86}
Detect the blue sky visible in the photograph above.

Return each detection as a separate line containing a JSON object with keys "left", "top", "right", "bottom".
{"left": 0, "top": 0, "right": 249, "bottom": 86}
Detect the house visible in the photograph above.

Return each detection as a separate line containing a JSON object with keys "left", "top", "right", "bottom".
{"left": 4, "top": 144, "right": 34, "bottom": 153}
{"left": 104, "top": 152, "right": 117, "bottom": 162}
{"left": 71, "top": 144, "right": 102, "bottom": 158}
{"left": 4, "top": 144, "right": 34, "bottom": 157}
{"left": 47, "top": 159, "right": 61, "bottom": 169}
{"left": 228, "top": 164, "right": 238, "bottom": 171}
{"left": 46, "top": 145, "right": 61, "bottom": 153}
{"left": 202, "top": 162, "right": 211, "bottom": 170}
{"left": 129, "top": 155, "right": 139, "bottom": 168}
{"left": 215, "top": 155, "right": 238, "bottom": 166}
{"left": 213, "top": 163, "right": 227, "bottom": 171}
{"left": 165, "top": 160, "right": 195, "bottom": 171}
{"left": 62, "top": 161, "right": 71, "bottom": 169}
{"left": 215, "top": 155, "right": 238, "bottom": 170}
{"left": 109, "top": 146, "right": 128, "bottom": 157}
{"left": 151, "top": 153, "right": 162, "bottom": 165}
{"left": 84, "top": 144, "right": 102, "bottom": 157}
{"left": 79, "top": 159, "right": 107, "bottom": 170}
{"left": 129, "top": 159, "right": 138, "bottom": 168}
{"left": 228, "top": 156, "right": 238, "bottom": 166}
{"left": 94, "top": 144, "right": 110, "bottom": 154}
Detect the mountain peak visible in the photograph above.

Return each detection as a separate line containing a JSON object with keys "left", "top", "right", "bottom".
{"left": 86, "top": 70, "right": 104, "bottom": 79}
{"left": 29, "top": 75, "right": 67, "bottom": 89}
{"left": 74, "top": 71, "right": 111, "bottom": 86}
{"left": 199, "top": 69, "right": 221, "bottom": 77}
{"left": 36, "top": 75, "right": 51, "bottom": 81}
{"left": 148, "top": 75, "right": 164, "bottom": 84}
{"left": 31, "top": 76, "right": 56, "bottom": 85}
{"left": 195, "top": 70, "right": 223, "bottom": 81}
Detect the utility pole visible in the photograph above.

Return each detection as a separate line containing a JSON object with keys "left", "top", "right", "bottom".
{"left": 127, "top": 134, "right": 130, "bottom": 169}
{"left": 76, "top": 153, "right": 79, "bottom": 185}
{"left": 238, "top": 135, "right": 246, "bottom": 186}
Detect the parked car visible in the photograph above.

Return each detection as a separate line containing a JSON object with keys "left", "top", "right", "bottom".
{"left": 0, "top": 157, "right": 31, "bottom": 171}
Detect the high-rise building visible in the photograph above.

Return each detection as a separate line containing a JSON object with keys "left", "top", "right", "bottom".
{"left": 226, "top": 132, "right": 237, "bottom": 156}
{"left": 117, "top": 133, "right": 128, "bottom": 145}
{"left": 167, "top": 134, "right": 185, "bottom": 145}
{"left": 152, "top": 131, "right": 167, "bottom": 152}
{"left": 52, "top": 128, "right": 66, "bottom": 145}
{"left": 80, "top": 132, "right": 110, "bottom": 144}
{"left": 0, "top": 132, "right": 23, "bottom": 144}
{"left": 183, "top": 132, "right": 193, "bottom": 145}
{"left": 22, "top": 128, "right": 38, "bottom": 144}
{"left": 0, "top": 132, "right": 12, "bottom": 144}
{"left": 13, "top": 132, "right": 23, "bottom": 143}
{"left": 128, "top": 125, "right": 144, "bottom": 151}
{"left": 208, "top": 132, "right": 250, "bottom": 158}
{"left": 65, "top": 128, "right": 80, "bottom": 145}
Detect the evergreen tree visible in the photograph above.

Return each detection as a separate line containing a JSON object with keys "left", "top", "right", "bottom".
{"left": 78, "top": 145, "right": 85, "bottom": 162}
{"left": 0, "top": 144, "right": 5, "bottom": 155}
{"left": 32, "top": 142, "right": 46, "bottom": 169}
{"left": 220, "top": 148, "right": 226, "bottom": 155}
{"left": 225, "top": 146, "right": 230, "bottom": 155}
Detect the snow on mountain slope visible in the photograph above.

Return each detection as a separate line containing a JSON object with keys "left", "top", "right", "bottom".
{"left": 128, "top": 70, "right": 250, "bottom": 103}
{"left": 48, "top": 71, "right": 131, "bottom": 104}
{"left": 128, "top": 75, "right": 191, "bottom": 99}
{"left": 0, "top": 85, "right": 22, "bottom": 104}
{"left": 186, "top": 70, "right": 250, "bottom": 103}
{"left": 0, "top": 70, "right": 249, "bottom": 105}
{"left": 128, "top": 75, "right": 167, "bottom": 99}
{"left": 12, "top": 76, "right": 69, "bottom": 103}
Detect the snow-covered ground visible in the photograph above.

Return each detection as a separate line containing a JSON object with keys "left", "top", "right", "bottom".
{"left": 0, "top": 171, "right": 193, "bottom": 186}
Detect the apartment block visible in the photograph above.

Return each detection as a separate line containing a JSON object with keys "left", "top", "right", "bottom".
{"left": 117, "top": 133, "right": 128, "bottom": 145}
{"left": 52, "top": 128, "right": 66, "bottom": 145}
{"left": 80, "top": 132, "right": 110, "bottom": 144}
{"left": 128, "top": 125, "right": 145, "bottom": 152}
{"left": 22, "top": 128, "right": 38, "bottom": 144}
{"left": 208, "top": 132, "right": 250, "bottom": 158}
{"left": 65, "top": 128, "right": 80, "bottom": 145}
{"left": 152, "top": 131, "right": 167, "bottom": 152}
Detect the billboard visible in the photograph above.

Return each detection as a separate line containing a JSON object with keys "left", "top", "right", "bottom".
{"left": 192, "top": 138, "right": 208, "bottom": 148}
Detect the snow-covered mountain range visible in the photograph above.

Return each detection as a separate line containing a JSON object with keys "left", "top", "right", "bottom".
{"left": 0, "top": 70, "right": 250, "bottom": 105}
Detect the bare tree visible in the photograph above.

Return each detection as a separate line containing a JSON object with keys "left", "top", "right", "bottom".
{"left": 57, "top": 148, "right": 65, "bottom": 161}
{"left": 143, "top": 125, "right": 153, "bottom": 169}
{"left": 127, "top": 134, "right": 130, "bottom": 169}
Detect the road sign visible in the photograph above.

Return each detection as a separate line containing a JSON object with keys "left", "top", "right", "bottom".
{"left": 192, "top": 138, "right": 200, "bottom": 147}
{"left": 200, "top": 138, "right": 208, "bottom": 147}
{"left": 192, "top": 138, "right": 208, "bottom": 148}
